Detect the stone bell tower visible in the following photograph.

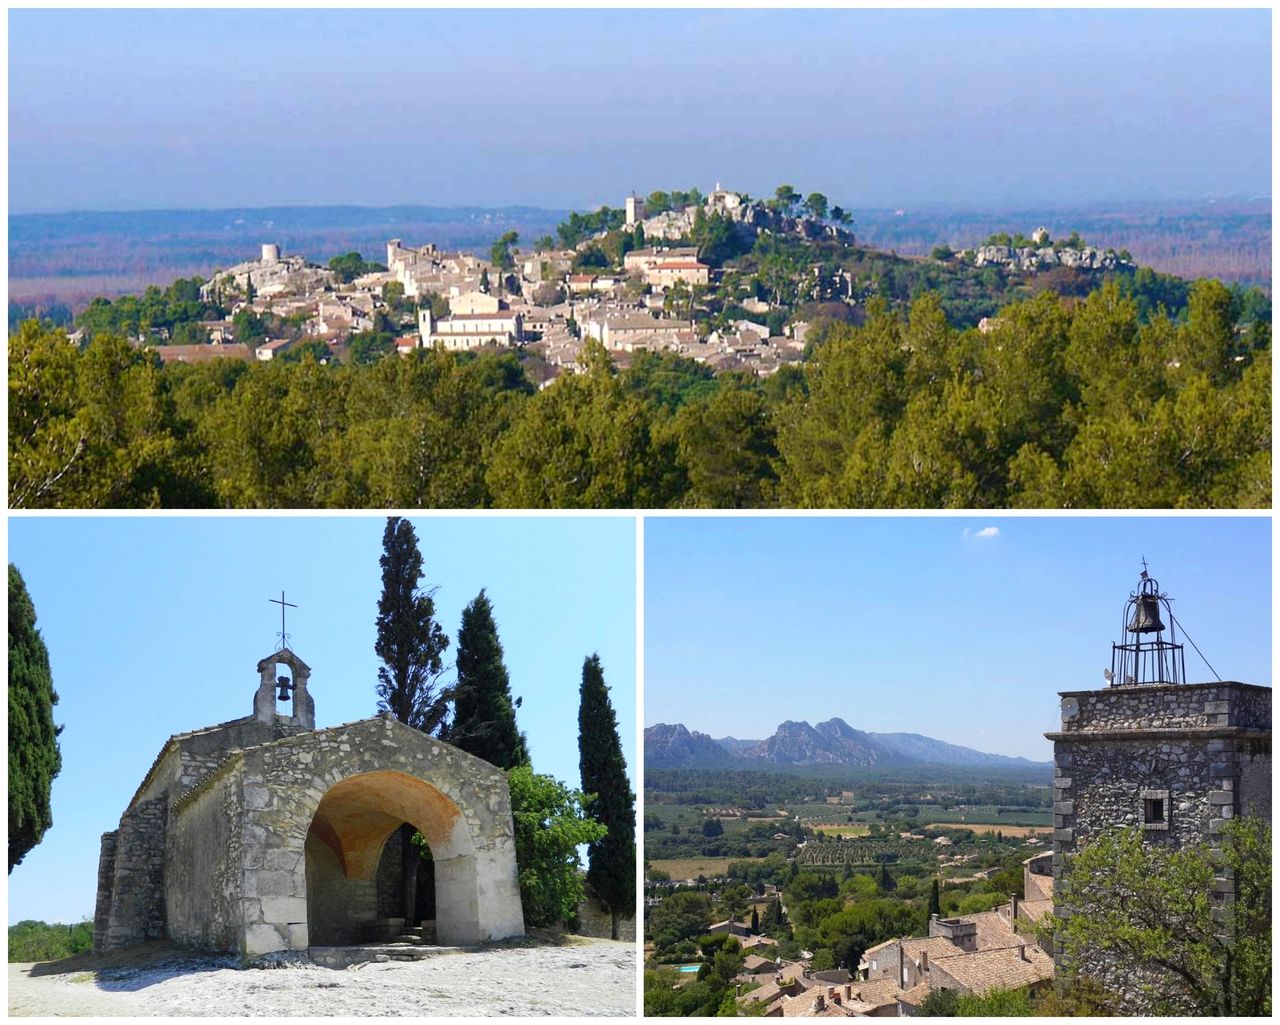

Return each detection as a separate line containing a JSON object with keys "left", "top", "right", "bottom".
{"left": 1047, "top": 566, "right": 1270, "bottom": 860}
{"left": 253, "top": 590, "right": 315, "bottom": 729}
{"left": 1044, "top": 566, "right": 1271, "bottom": 995}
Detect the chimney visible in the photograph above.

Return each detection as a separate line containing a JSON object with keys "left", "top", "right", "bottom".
{"left": 1010, "top": 893, "right": 1020, "bottom": 925}
{"left": 827, "top": 987, "right": 836, "bottom": 1001}
{"left": 929, "top": 913, "right": 939, "bottom": 934}
{"left": 814, "top": 994, "right": 825, "bottom": 1012}
{"left": 920, "top": 950, "right": 929, "bottom": 974}
{"left": 1019, "top": 944, "right": 1029, "bottom": 963}
{"left": 898, "top": 943, "right": 906, "bottom": 986}
{"left": 843, "top": 984, "right": 853, "bottom": 1003}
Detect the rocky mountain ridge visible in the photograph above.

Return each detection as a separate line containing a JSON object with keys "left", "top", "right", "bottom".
{"left": 646, "top": 716, "right": 1047, "bottom": 770}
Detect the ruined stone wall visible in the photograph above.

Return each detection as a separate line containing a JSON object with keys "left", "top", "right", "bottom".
{"left": 103, "top": 795, "right": 168, "bottom": 949}
{"left": 92, "top": 832, "right": 119, "bottom": 953}
{"left": 166, "top": 764, "right": 243, "bottom": 950}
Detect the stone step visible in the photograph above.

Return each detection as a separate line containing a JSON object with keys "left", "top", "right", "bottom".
{"left": 309, "top": 943, "right": 470, "bottom": 969}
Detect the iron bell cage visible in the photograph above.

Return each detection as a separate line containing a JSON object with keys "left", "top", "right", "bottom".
{"left": 1110, "top": 571, "right": 1186, "bottom": 686}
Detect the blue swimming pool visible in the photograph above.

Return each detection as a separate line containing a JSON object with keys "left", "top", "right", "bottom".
{"left": 676, "top": 964, "right": 701, "bottom": 973}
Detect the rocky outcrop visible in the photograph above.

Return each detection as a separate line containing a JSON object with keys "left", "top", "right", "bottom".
{"left": 968, "top": 244, "right": 1131, "bottom": 273}
{"left": 643, "top": 723, "right": 737, "bottom": 768}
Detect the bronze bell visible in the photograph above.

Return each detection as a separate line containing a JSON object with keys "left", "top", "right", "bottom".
{"left": 1127, "top": 594, "right": 1165, "bottom": 634}
{"left": 276, "top": 675, "right": 293, "bottom": 702}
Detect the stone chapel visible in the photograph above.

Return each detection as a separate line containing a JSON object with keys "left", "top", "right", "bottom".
{"left": 93, "top": 646, "right": 525, "bottom": 959}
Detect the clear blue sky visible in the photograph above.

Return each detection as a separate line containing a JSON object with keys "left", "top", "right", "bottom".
{"left": 9, "top": 8, "right": 1271, "bottom": 213}
{"left": 7, "top": 514, "right": 636, "bottom": 925}
{"left": 645, "top": 516, "right": 1271, "bottom": 762}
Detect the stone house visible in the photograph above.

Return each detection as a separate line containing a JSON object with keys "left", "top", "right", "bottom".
{"left": 93, "top": 647, "right": 524, "bottom": 960}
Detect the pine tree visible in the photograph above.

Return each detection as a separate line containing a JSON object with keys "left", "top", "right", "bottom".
{"left": 9, "top": 565, "right": 62, "bottom": 873}
{"left": 578, "top": 653, "right": 635, "bottom": 939}
{"left": 374, "top": 517, "right": 451, "bottom": 923}
{"left": 449, "top": 589, "right": 528, "bottom": 769}
{"left": 929, "top": 878, "right": 942, "bottom": 920}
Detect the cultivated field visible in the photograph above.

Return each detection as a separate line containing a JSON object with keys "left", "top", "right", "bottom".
{"left": 803, "top": 823, "right": 871, "bottom": 837}
{"left": 925, "top": 822, "right": 1050, "bottom": 837}
{"left": 648, "top": 857, "right": 765, "bottom": 880}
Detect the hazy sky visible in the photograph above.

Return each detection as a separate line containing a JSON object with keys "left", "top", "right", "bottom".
{"left": 644, "top": 516, "right": 1271, "bottom": 762}
{"left": 9, "top": 8, "right": 1271, "bottom": 213}
{"left": 7, "top": 515, "right": 636, "bottom": 924}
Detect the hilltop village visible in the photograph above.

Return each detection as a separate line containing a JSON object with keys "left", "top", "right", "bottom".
{"left": 73, "top": 184, "right": 1134, "bottom": 381}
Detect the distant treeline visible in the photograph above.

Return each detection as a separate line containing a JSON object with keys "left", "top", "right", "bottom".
{"left": 8, "top": 920, "right": 93, "bottom": 962}
{"left": 9, "top": 278, "right": 1269, "bottom": 510}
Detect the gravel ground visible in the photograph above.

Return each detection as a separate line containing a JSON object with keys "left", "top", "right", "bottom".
{"left": 9, "top": 938, "right": 636, "bottom": 1017}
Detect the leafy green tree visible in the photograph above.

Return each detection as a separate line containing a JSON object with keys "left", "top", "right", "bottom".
{"left": 490, "top": 231, "right": 520, "bottom": 273}
{"left": 508, "top": 764, "right": 606, "bottom": 928}
{"left": 773, "top": 185, "right": 800, "bottom": 217}
{"left": 450, "top": 589, "right": 528, "bottom": 769}
{"left": 486, "top": 342, "right": 681, "bottom": 507}
{"left": 578, "top": 654, "right": 635, "bottom": 939}
{"left": 328, "top": 251, "right": 386, "bottom": 283}
{"left": 9, "top": 566, "right": 62, "bottom": 873}
{"left": 702, "top": 817, "right": 725, "bottom": 838}
{"left": 671, "top": 381, "right": 780, "bottom": 508}
{"left": 803, "top": 193, "right": 829, "bottom": 221}
{"left": 374, "top": 517, "right": 451, "bottom": 923}
{"left": 649, "top": 891, "right": 713, "bottom": 949}
{"left": 1051, "top": 819, "right": 1271, "bottom": 1015}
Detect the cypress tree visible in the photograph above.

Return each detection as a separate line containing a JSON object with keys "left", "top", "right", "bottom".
{"left": 374, "top": 517, "right": 451, "bottom": 924}
{"left": 929, "top": 878, "right": 942, "bottom": 920}
{"left": 577, "top": 653, "right": 635, "bottom": 939}
{"left": 9, "top": 565, "right": 62, "bottom": 873}
{"left": 450, "top": 589, "right": 528, "bottom": 769}
{"left": 750, "top": 906, "right": 760, "bottom": 934}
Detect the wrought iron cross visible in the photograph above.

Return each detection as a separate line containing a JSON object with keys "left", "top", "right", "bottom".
{"left": 1140, "top": 555, "right": 1149, "bottom": 580}
{"left": 269, "top": 591, "right": 297, "bottom": 650}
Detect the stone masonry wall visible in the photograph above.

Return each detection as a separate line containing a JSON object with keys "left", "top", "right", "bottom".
{"left": 1056, "top": 681, "right": 1271, "bottom": 734}
{"left": 576, "top": 898, "right": 636, "bottom": 942}
{"left": 305, "top": 833, "right": 377, "bottom": 945}
{"left": 92, "top": 832, "right": 119, "bottom": 953}
{"left": 103, "top": 796, "right": 168, "bottom": 949}
{"left": 166, "top": 764, "right": 244, "bottom": 950}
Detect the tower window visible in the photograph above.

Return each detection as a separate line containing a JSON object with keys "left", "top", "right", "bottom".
{"left": 1140, "top": 789, "right": 1170, "bottom": 830}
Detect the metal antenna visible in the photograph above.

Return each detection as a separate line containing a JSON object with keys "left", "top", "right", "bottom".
{"left": 269, "top": 590, "right": 297, "bottom": 651}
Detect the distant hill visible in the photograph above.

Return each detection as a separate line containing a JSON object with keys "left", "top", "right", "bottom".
{"left": 646, "top": 717, "right": 1047, "bottom": 771}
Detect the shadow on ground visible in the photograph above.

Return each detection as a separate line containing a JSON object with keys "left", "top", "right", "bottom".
{"left": 25, "top": 941, "right": 238, "bottom": 992}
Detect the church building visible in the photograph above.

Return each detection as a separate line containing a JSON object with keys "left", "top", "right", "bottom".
{"left": 93, "top": 645, "right": 525, "bottom": 960}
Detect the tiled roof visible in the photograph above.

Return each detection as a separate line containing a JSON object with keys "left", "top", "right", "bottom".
{"left": 963, "top": 910, "right": 1022, "bottom": 951}
{"left": 930, "top": 945, "right": 1054, "bottom": 996}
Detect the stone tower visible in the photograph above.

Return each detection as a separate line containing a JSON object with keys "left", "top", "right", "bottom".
{"left": 1044, "top": 569, "right": 1271, "bottom": 1003}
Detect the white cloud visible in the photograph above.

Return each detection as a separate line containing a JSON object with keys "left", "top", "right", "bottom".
{"left": 963, "top": 526, "right": 1000, "bottom": 539}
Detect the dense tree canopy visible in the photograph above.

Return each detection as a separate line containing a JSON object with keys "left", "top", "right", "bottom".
{"left": 9, "top": 565, "right": 62, "bottom": 873}
{"left": 9, "top": 273, "right": 1269, "bottom": 510}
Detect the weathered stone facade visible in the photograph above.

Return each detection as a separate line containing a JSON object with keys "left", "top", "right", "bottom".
{"left": 1045, "top": 679, "right": 1271, "bottom": 1009}
{"left": 94, "top": 648, "right": 525, "bottom": 960}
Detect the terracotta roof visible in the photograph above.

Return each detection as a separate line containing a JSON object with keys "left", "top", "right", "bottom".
{"left": 652, "top": 261, "right": 708, "bottom": 271}
{"left": 1016, "top": 898, "right": 1054, "bottom": 925}
{"left": 443, "top": 312, "right": 518, "bottom": 321}
{"left": 743, "top": 954, "right": 778, "bottom": 973}
{"left": 896, "top": 981, "right": 932, "bottom": 1007}
{"left": 844, "top": 977, "right": 903, "bottom": 1009}
{"left": 963, "top": 910, "right": 1022, "bottom": 951}
{"left": 149, "top": 343, "right": 252, "bottom": 364}
{"left": 930, "top": 945, "right": 1054, "bottom": 995}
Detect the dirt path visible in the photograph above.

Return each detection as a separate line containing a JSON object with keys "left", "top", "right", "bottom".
{"left": 9, "top": 938, "right": 635, "bottom": 1016}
